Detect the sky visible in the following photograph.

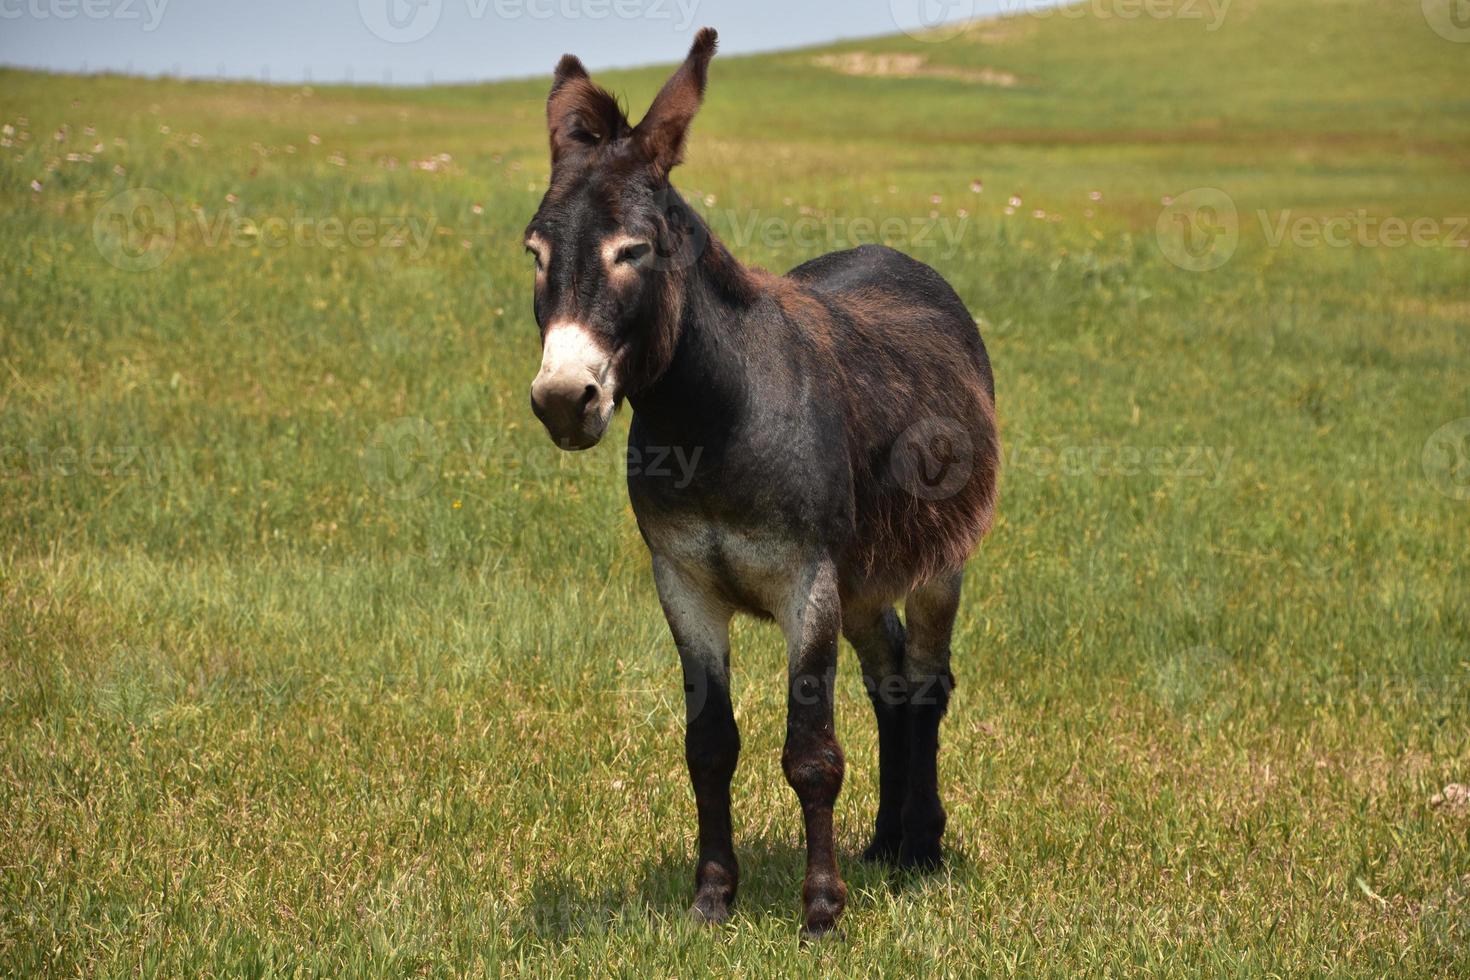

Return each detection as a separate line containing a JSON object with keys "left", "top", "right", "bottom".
{"left": 0, "top": 0, "right": 1051, "bottom": 85}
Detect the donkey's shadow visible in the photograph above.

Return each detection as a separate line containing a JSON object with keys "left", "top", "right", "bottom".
{"left": 522, "top": 837, "right": 973, "bottom": 941}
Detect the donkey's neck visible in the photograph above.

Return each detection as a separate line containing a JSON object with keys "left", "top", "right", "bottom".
{"left": 626, "top": 222, "right": 760, "bottom": 448}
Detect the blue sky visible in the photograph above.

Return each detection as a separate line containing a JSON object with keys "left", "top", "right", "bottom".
{"left": 0, "top": 0, "right": 1042, "bottom": 85}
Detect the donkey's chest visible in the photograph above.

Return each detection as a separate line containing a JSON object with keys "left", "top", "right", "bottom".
{"left": 638, "top": 513, "right": 806, "bottom": 619}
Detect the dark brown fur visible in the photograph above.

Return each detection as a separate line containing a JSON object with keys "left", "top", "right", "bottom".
{"left": 762, "top": 271, "right": 999, "bottom": 597}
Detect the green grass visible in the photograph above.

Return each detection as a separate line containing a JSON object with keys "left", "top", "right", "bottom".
{"left": 2, "top": 0, "right": 1468, "bottom": 973}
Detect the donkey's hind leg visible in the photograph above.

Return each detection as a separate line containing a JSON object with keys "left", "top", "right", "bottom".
{"left": 900, "top": 569, "right": 964, "bottom": 870}
{"left": 780, "top": 559, "right": 848, "bottom": 938}
{"left": 842, "top": 602, "right": 909, "bottom": 864}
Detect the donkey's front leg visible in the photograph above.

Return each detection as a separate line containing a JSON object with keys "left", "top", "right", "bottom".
{"left": 652, "top": 558, "right": 740, "bottom": 924}
{"left": 780, "top": 559, "right": 847, "bottom": 938}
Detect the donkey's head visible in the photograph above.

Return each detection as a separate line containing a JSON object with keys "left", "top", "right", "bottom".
{"left": 524, "top": 28, "right": 718, "bottom": 450}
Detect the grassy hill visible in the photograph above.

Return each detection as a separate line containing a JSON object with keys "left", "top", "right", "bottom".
{"left": 2, "top": 0, "right": 1467, "bottom": 973}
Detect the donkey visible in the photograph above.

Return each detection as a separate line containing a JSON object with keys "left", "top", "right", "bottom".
{"left": 523, "top": 29, "right": 999, "bottom": 937}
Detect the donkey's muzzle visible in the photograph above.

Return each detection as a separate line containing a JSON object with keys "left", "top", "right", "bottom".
{"left": 530, "top": 375, "right": 607, "bottom": 450}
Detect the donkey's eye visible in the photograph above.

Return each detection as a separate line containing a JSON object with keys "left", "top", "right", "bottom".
{"left": 615, "top": 241, "right": 652, "bottom": 266}
{"left": 526, "top": 246, "right": 544, "bottom": 270}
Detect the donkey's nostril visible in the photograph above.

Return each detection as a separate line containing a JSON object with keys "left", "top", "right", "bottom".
{"left": 530, "top": 373, "right": 607, "bottom": 450}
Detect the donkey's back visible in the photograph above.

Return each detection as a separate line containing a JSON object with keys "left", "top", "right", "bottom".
{"left": 785, "top": 244, "right": 999, "bottom": 600}
{"left": 790, "top": 244, "right": 991, "bottom": 385}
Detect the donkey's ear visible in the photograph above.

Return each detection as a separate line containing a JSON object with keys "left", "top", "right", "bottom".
{"left": 633, "top": 28, "right": 717, "bottom": 179}
{"left": 547, "top": 54, "right": 630, "bottom": 165}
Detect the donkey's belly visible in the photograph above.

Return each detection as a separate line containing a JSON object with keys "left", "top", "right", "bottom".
{"left": 639, "top": 514, "right": 808, "bottom": 620}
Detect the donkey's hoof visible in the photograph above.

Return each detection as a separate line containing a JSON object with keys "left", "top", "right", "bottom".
{"left": 688, "top": 892, "right": 732, "bottom": 926}
{"left": 799, "top": 884, "right": 846, "bottom": 941}
{"left": 860, "top": 833, "right": 902, "bottom": 865}
{"left": 898, "top": 837, "right": 944, "bottom": 872}
{"left": 799, "top": 917, "right": 847, "bottom": 944}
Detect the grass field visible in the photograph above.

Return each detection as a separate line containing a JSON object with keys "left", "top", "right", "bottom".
{"left": 2, "top": 0, "right": 1469, "bottom": 973}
